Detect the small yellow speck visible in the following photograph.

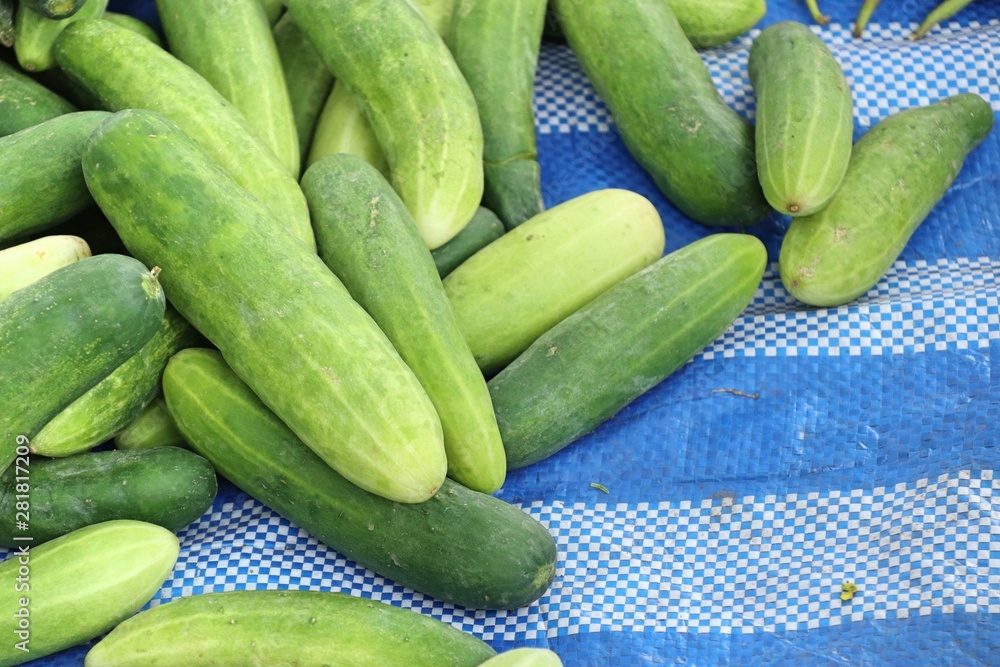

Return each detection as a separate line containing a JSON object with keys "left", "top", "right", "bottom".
{"left": 840, "top": 581, "right": 858, "bottom": 601}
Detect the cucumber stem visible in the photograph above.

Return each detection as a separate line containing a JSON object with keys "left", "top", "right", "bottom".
{"left": 913, "top": 0, "right": 976, "bottom": 39}
{"left": 854, "top": 0, "right": 882, "bottom": 38}
{"left": 804, "top": 0, "right": 830, "bottom": 25}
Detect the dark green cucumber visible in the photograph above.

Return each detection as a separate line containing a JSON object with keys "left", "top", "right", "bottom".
{"left": 86, "top": 590, "right": 496, "bottom": 667}
{"left": 491, "top": 234, "right": 767, "bottom": 470}
{"left": 84, "top": 109, "right": 446, "bottom": 504}
{"left": 0, "top": 0, "right": 14, "bottom": 47}
{"left": 114, "top": 397, "right": 186, "bottom": 451}
{"left": 102, "top": 12, "right": 162, "bottom": 46}
{"left": 0, "top": 254, "right": 164, "bottom": 478}
{"left": 20, "top": 0, "right": 87, "bottom": 20}
{"left": 163, "top": 348, "right": 557, "bottom": 610}
{"left": 0, "top": 447, "right": 216, "bottom": 546}
{"left": 432, "top": 206, "right": 506, "bottom": 278}
{"left": 31, "top": 307, "right": 201, "bottom": 457}
{"left": 0, "top": 110, "right": 108, "bottom": 242}
{"left": 750, "top": 21, "right": 853, "bottom": 217}
{"left": 54, "top": 19, "right": 314, "bottom": 248}
{"left": 449, "top": 0, "right": 546, "bottom": 229}
{"left": 554, "top": 0, "right": 770, "bottom": 226}
{"left": 14, "top": 0, "right": 106, "bottom": 71}
{"left": 303, "top": 154, "right": 506, "bottom": 494}
{"left": 780, "top": 94, "right": 993, "bottom": 307}
{"left": 668, "top": 0, "right": 767, "bottom": 48}
{"left": 0, "top": 60, "right": 77, "bottom": 136}
{"left": 273, "top": 11, "right": 333, "bottom": 164}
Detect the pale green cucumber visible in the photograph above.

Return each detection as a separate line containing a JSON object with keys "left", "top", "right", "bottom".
{"left": 307, "top": 80, "right": 389, "bottom": 176}
{"left": 432, "top": 206, "right": 506, "bottom": 278}
{"left": 0, "top": 235, "right": 91, "bottom": 300}
{"left": 102, "top": 12, "right": 162, "bottom": 46}
{"left": 668, "top": 0, "right": 767, "bottom": 48}
{"left": 273, "top": 12, "right": 333, "bottom": 163}
{"left": 14, "top": 0, "right": 107, "bottom": 71}
{"left": 479, "top": 649, "right": 565, "bottom": 667}
{"left": 408, "top": 0, "right": 456, "bottom": 35}
{"left": 115, "top": 397, "right": 186, "bottom": 451}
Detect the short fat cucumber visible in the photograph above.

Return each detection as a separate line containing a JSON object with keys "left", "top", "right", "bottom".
{"left": 491, "top": 234, "right": 767, "bottom": 470}
{"left": 84, "top": 110, "right": 446, "bottom": 504}
{"left": 0, "top": 235, "right": 91, "bottom": 300}
{"left": 750, "top": 21, "right": 853, "bottom": 217}
{"left": 14, "top": 0, "right": 107, "bottom": 71}
{"left": 115, "top": 397, "right": 186, "bottom": 451}
{"left": 0, "top": 60, "right": 77, "bottom": 137}
{"left": 668, "top": 0, "right": 767, "bottom": 48}
{"left": 85, "top": 590, "right": 496, "bottom": 667}
{"left": 779, "top": 93, "right": 993, "bottom": 307}
{"left": 273, "top": 12, "right": 333, "bottom": 164}
{"left": 432, "top": 206, "right": 506, "bottom": 278}
{"left": 307, "top": 79, "right": 390, "bottom": 176}
{"left": 554, "top": 0, "right": 770, "bottom": 227}
{"left": 163, "top": 348, "right": 557, "bottom": 610}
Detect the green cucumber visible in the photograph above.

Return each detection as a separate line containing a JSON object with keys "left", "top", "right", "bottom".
{"left": 750, "top": 21, "right": 853, "bottom": 217}
{"left": 163, "top": 348, "right": 557, "bottom": 609}
{"left": 0, "top": 110, "right": 108, "bottom": 243}
{"left": 0, "top": 235, "right": 91, "bottom": 299}
{"left": 306, "top": 80, "right": 390, "bottom": 175}
{"left": 157, "top": 0, "right": 300, "bottom": 176}
{"left": 480, "top": 649, "right": 564, "bottom": 667}
{"left": 84, "top": 109, "right": 446, "bottom": 504}
{"left": 432, "top": 206, "right": 506, "bottom": 278}
{"left": 287, "top": 0, "right": 484, "bottom": 249}
{"left": 0, "top": 0, "right": 14, "bottom": 48}
{"left": 102, "top": 12, "right": 162, "bottom": 46}
{"left": 54, "top": 19, "right": 315, "bottom": 248}
{"left": 449, "top": 0, "right": 546, "bottom": 229}
{"left": 259, "top": 0, "right": 284, "bottom": 25}
{"left": 20, "top": 0, "right": 87, "bottom": 20}
{"left": 304, "top": 154, "right": 506, "bottom": 494}
{"left": 0, "top": 520, "right": 178, "bottom": 667}
{"left": 30, "top": 307, "right": 201, "bottom": 457}
{"left": 668, "top": 0, "right": 767, "bottom": 48}
{"left": 491, "top": 234, "right": 767, "bottom": 470}
{"left": 554, "top": 0, "right": 770, "bottom": 227}
{"left": 780, "top": 93, "right": 993, "bottom": 307}
{"left": 0, "top": 447, "right": 216, "bottom": 546}
{"left": 273, "top": 12, "right": 333, "bottom": 163}
{"left": 14, "top": 0, "right": 106, "bottom": 71}
{"left": 0, "top": 254, "right": 165, "bottom": 472}
{"left": 444, "top": 188, "right": 665, "bottom": 376}
{"left": 86, "top": 590, "right": 495, "bottom": 667}
{"left": 115, "top": 397, "right": 186, "bottom": 451}
{"left": 408, "top": 0, "right": 456, "bottom": 35}
{"left": 0, "top": 60, "right": 77, "bottom": 136}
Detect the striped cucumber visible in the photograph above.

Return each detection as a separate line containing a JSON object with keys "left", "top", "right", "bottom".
{"left": 491, "top": 234, "right": 767, "bottom": 470}
{"left": 14, "top": 0, "right": 107, "bottom": 71}
{"left": 304, "top": 154, "right": 506, "bottom": 494}
{"left": 750, "top": 21, "right": 853, "bottom": 217}
{"left": 287, "top": 0, "right": 484, "bottom": 249}
{"left": 0, "top": 60, "right": 77, "bottom": 136}
{"left": 84, "top": 109, "right": 446, "bottom": 504}
{"left": 554, "top": 0, "right": 770, "bottom": 227}
{"left": 780, "top": 94, "right": 993, "bottom": 307}
{"left": 20, "top": 0, "right": 87, "bottom": 19}
{"left": 0, "top": 235, "right": 90, "bottom": 300}
{"left": 54, "top": 19, "right": 315, "bottom": 248}
{"left": 273, "top": 12, "right": 333, "bottom": 163}
{"left": 669, "top": 0, "right": 767, "bottom": 48}
{"left": 432, "top": 206, "right": 506, "bottom": 278}
{"left": 481, "top": 650, "right": 565, "bottom": 667}
{"left": 162, "top": 348, "right": 557, "bottom": 609}
{"left": 307, "top": 79, "right": 390, "bottom": 175}
{"left": 102, "top": 12, "right": 162, "bottom": 46}
{"left": 449, "top": 0, "right": 546, "bottom": 229}
{"left": 115, "top": 397, "right": 186, "bottom": 451}
{"left": 444, "top": 189, "right": 665, "bottom": 376}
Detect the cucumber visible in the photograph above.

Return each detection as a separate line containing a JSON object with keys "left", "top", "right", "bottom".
{"left": 115, "top": 397, "right": 186, "bottom": 451}
{"left": 84, "top": 109, "right": 446, "bottom": 504}
{"left": 0, "top": 110, "right": 108, "bottom": 243}
{"left": 444, "top": 189, "right": 665, "bottom": 376}
{"left": 102, "top": 12, "right": 162, "bottom": 46}
{"left": 19, "top": 0, "right": 87, "bottom": 20}
{"left": 0, "top": 60, "right": 77, "bottom": 136}
{"left": 0, "top": 447, "right": 216, "bottom": 546}
{"left": 780, "top": 93, "right": 993, "bottom": 307}
{"left": 0, "top": 0, "right": 14, "bottom": 48}
{"left": 30, "top": 307, "right": 201, "bottom": 457}
{"left": 0, "top": 254, "right": 165, "bottom": 472}
{"left": 0, "top": 235, "right": 91, "bottom": 300}
{"left": 554, "top": 0, "right": 770, "bottom": 227}
{"left": 750, "top": 21, "right": 853, "bottom": 217}
{"left": 306, "top": 79, "right": 389, "bottom": 176}
{"left": 432, "top": 206, "right": 506, "bottom": 278}
{"left": 157, "top": 0, "right": 300, "bottom": 176}
{"left": 259, "top": 0, "right": 284, "bottom": 25}
{"left": 449, "top": 0, "right": 546, "bottom": 229}
{"left": 491, "top": 234, "right": 767, "bottom": 470}
{"left": 14, "top": 0, "right": 107, "bottom": 71}
{"left": 668, "top": 0, "right": 767, "bottom": 48}
{"left": 273, "top": 12, "right": 333, "bottom": 163}
{"left": 914, "top": 0, "right": 976, "bottom": 39}
{"left": 408, "top": 0, "right": 456, "bottom": 35}
{"left": 163, "top": 348, "right": 557, "bottom": 610}
{"left": 287, "top": 0, "right": 484, "bottom": 249}
{"left": 0, "top": 520, "right": 178, "bottom": 667}
{"left": 303, "top": 154, "right": 506, "bottom": 494}
{"left": 85, "top": 590, "right": 496, "bottom": 667}
{"left": 480, "top": 649, "right": 564, "bottom": 667}
{"left": 54, "top": 19, "right": 315, "bottom": 249}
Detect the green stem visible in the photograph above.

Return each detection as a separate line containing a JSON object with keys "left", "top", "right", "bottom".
{"left": 854, "top": 0, "right": 882, "bottom": 38}
{"left": 913, "top": 0, "right": 976, "bottom": 39}
{"left": 804, "top": 0, "right": 830, "bottom": 25}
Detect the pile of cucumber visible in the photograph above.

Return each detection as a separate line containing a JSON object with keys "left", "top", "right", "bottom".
{"left": 0, "top": 0, "right": 992, "bottom": 664}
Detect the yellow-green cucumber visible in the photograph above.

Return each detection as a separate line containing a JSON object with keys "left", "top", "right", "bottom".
{"left": 304, "top": 154, "right": 506, "bottom": 493}
{"left": 85, "top": 590, "right": 495, "bottom": 667}
{"left": 102, "top": 12, "right": 162, "bottom": 46}
{"left": 408, "top": 0, "right": 456, "bottom": 35}
{"left": 307, "top": 79, "right": 390, "bottom": 176}
{"left": 273, "top": 12, "right": 333, "bottom": 164}
{"left": 14, "top": 0, "right": 107, "bottom": 71}
{"left": 445, "top": 189, "right": 665, "bottom": 376}
{"left": 780, "top": 93, "right": 993, "bottom": 307}
{"left": 668, "top": 0, "right": 767, "bottom": 48}
{"left": 54, "top": 19, "right": 315, "bottom": 248}
{"left": 287, "top": 0, "right": 484, "bottom": 249}
{"left": 449, "top": 0, "right": 546, "bottom": 229}
{"left": 0, "top": 235, "right": 90, "bottom": 300}
{"left": 84, "top": 109, "right": 446, "bottom": 504}
{"left": 0, "top": 60, "right": 77, "bottom": 136}
{"left": 750, "top": 21, "right": 853, "bottom": 217}
{"left": 0, "top": 520, "right": 178, "bottom": 667}
{"left": 432, "top": 206, "right": 506, "bottom": 278}
{"left": 480, "top": 649, "right": 565, "bottom": 667}
{"left": 20, "top": 0, "right": 87, "bottom": 19}
{"left": 156, "top": 0, "right": 300, "bottom": 176}
{"left": 115, "top": 397, "right": 186, "bottom": 451}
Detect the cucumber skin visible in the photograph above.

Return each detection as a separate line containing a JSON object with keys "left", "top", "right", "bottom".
{"left": 54, "top": 19, "right": 315, "bottom": 249}
{"left": 491, "top": 234, "right": 767, "bottom": 470}
{"left": 115, "top": 397, "right": 186, "bottom": 451}
{"left": 259, "top": 0, "right": 284, "bottom": 25}
{"left": 432, "top": 206, "right": 506, "bottom": 278}
{"left": 408, "top": 0, "right": 456, "bottom": 36}
{"left": 14, "top": 0, "right": 107, "bottom": 71}
{"left": 102, "top": 12, "right": 163, "bottom": 46}
{"left": 0, "top": 60, "right": 77, "bottom": 136}
{"left": 750, "top": 21, "right": 853, "bottom": 217}
{"left": 0, "top": 0, "right": 13, "bottom": 47}
{"left": 554, "top": 0, "right": 770, "bottom": 227}
{"left": 307, "top": 79, "right": 389, "bottom": 175}
{"left": 0, "top": 235, "right": 91, "bottom": 300}
{"left": 85, "top": 590, "right": 495, "bottom": 667}
{"left": 273, "top": 12, "right": 333, "bottom": 164}
{"left": 163, "top": 348, "right": 557, "bottom": 610}
{"left": 669, "top": 0, "right": 766, "bottom": 48}
{"left": 287, "top": 0, "right": 484, "bottom": 249}
{"left": 780, "top": 93, "right": 994, "bottom": 307}
{"left": 480, "top": 649, "right": 564, "bottom": 667}
{"left": 0, "top": 447, "right": 217, "bottom": 546}
{"left": 0, "top": 110, "right": 109, "bottom": 243}
{"left": 20, "top": 0, "right": 87, "bottom": 20}
{"left": 304, "top": 154, "right": 506, "bottom": 494}
{"left": 0, "top": 521, "right": 178, "bottom": 667}
{"left": 84, "top": 109, "right": 447, "bottom": 505}
{"left": 0, "top": 254, "right": 165, "bottom": 473}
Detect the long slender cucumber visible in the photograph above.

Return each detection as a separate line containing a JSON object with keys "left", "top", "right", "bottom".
{"left": 0, "top": 235, "right": 90, "bottom": 299}
{"left": 273, "top": 12, "right": 333, "bottom": 164}
{"left": 14, "top": 0, "right": 107, "bottom": 71}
